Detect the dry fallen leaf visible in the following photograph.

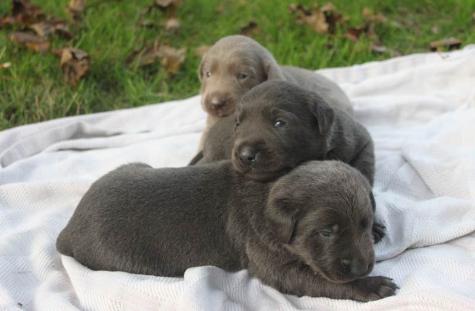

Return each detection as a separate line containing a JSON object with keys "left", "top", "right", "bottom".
{"left": 157, "top": 45, "right": 186, "bottom": 74}
{"left": 345, "top": 26, "right": 366, "bottom": 42}
{"left": 371, "top": 44, "right": 400, "bottom": 56}
{"left": 194, "top": 45, "right": 210, "bottom": 58}
{"left": 0, "top": 0, "right": 46, "bottom": 27}
{"left": 58, "top": 47, "right": 90, "bottom": 86}
{"left": 165, "top": 17, "right": 181, "bottom": 32}
{"left": 12, "top": 0, "right": 46, "bottom": 24}
{"left": 344, "top": 7, "right": 386, "bottom": 43}
{"left": 239, "top": 20, "right": 259, "bottom": 36}
{"left": 29, "top": 20, "right": 72, "bottom": 38}
{"left": 1, "top": 0, "right": 73, "bottom": 41}
{"left": 138, "top": 19, "right": 156, "bottom": 28}
{"left": 68, "top": 0, "right": 85, "bottom": 21}
{"left": 9, "top": 31, "right": 50, "bottom": 53}
{"left": 128, "top": 42, "right": 186, "bottom": 74}
{"left": 155, "top": 0, "right": 181, "bottom": 16}
{"left": 430, "top": 38, "right": 462, "bottom": 51}
{"left": 0, "top": 16, "right": 16, "bottom": 28}
{"left": 362, "top": 7, "right": 386, "bottom": 23}
{"left": 0, "top": 62, "right": 12, "bottom": 69}
{"left": 155, "top": 0, "right": 181, "bottom": 9}
{"left": 127, "top": 41, "right": 161, "bottom": 66}
{"left": 289, "top": 3, "right": 342, "bottom": 34}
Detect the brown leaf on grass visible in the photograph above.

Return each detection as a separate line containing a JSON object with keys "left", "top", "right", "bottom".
{"left": 371, "top": 44, "right": 400, "bottom": 57}
{"left": 194, "top": 45, "right": 210, "bottom": 58}
{"left": 58, "top": 47, "right": 90, "bottom": 86}
{"left": 289, "top": 3, "right": 342, "bottom": 34}
{"left": 472, "top": 12, "right": 475, "bottom": 23}
{"left": 138, "top": 19, "right": 156, "bottom": 28}
{"left": 430, "top": 38, "right": 462, "bottom": 51}
{"left": 431, "top": 25, "right": 439, "bottom": 34}
{"left": 0, "top": 0, "right": 46, "bottom": 27}
{"left": 12, "top": 0, "right": 45, "bottom": 24}
{"left": 29, "top": 20, "right": 72, "bottom": 38}
{"left": 0, "top": 16, "right": 16, "bottom": 28}
{"left": 128, "top": 42, "right": 186, "bottom": 74}
{"left": 165, "top": 17, "right": 181, "bottom": 32}
{"left": 0, "top": 62, "right": 12, "bottom": 69}
{"left": 344, "top": 27, "right": 366, "bottom": 42}
{"left": 155, "top": 0, "right": 181, "bottom": 16}
{"left": 155, "top": 0, "right": 181, "bottom": 8}
{"left": 127, "top": 41, "right": 160, "bottom": 67}
{"left": 1, "top": 1, "right": 72, "bottom": 39}
{"left": 344, "top": 7, "right": 386, "bottom": 43}
{"left": 68, "top": 0, "right": 85, "bottom": 21}
{"left": 157, "top": 45, "right": 186, "bottom": 74}
{"left": 239, "top": 20, "right": 259, "bottom": 37}
{"left": 9, "top": 31, "right": 50, "bottom": 53}
{"left": 362, "top": 7, "right": 386, "bottom": 23}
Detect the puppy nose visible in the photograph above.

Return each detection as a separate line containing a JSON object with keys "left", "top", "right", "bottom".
{"left": 340, "top": 258, "right": 351, "bottom": 273}
{"left": 239, "top": 146, "right": 258, "bottom": 164}
{"left": 341, "top": 258, "right": 371, "bottom": 277}
{"left": 210, "top": 97, "right": 226, "bottom": 109}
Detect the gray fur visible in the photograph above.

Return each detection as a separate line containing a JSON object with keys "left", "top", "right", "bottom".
{"left": 198, "top": 35, "right": 352, "bottom": 147}
{"left": 57, "top": 161, "right": 397, "bottom": 301}
{"left": 193, "top": 81, "right": 384, "bottom": 242}
{"left": 195, "top": 80, "right": 375, "bottom": 185}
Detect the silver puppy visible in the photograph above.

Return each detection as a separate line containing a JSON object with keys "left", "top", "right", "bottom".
{"left": 198, "top": 35, "right": 352, "bottom": 144}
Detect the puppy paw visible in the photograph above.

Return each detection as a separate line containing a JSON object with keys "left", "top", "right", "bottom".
{"left": 372, "top": 222, "right": 386, "bottom": 244}
{"left": 351, "top": 276, "right": 398, "bottom": 302}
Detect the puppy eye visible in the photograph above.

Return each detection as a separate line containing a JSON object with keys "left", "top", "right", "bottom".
{"left": 319, "top": 229, "right": 333, "bottom": 238}
{"left": 205, "top": 71, "right": 211, "bottom": 78}
{"left": 237, "top": 73, "right": 248, "bottom": 80}
{"left": 273, "top": 119, "right": 287, "bottom": 128}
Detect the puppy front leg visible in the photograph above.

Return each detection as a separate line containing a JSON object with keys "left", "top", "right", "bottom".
{"left": 252, "top": 260, "right": 397, "bottom": 301}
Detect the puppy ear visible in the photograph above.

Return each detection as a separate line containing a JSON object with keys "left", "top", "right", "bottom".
{"left": 197, "top": 54, "right": 206, "bottom": 82}
{"left": 265, "top": 61, "right": 285, "bottom": 80}
{"left": 369, "top": 192, "right": 376, "bottom": 212}
{"left": 309, "top": 94, "right": 335, "bottom": 135}
{"left": 261, "top": 53, "right": 285, "bottom": 81}
{"left": 266, "top": 196, "right": 299, "bottom": 244}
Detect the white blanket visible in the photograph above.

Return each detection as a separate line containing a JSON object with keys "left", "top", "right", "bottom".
{"left": 1, "top": 46, "right": 475, "bottom": 311}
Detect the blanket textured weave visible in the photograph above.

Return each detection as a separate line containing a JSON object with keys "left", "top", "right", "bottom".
{"left": 1, "top": 46, "right": 474, "bottom": 311}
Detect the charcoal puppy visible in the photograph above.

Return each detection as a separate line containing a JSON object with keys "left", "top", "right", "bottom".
{"left": 196, "top": 80, "right": 375, "bottom": 184}
{"left": 57, "top": 160, "right": 397, "bottom": 301}
{"left": 197, "top": 35, "right": 352, "bottom": 147}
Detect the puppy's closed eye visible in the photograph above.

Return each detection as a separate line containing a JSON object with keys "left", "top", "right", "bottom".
{"left": 319, "top": 224, "right": 339, "bottom": 238}
{"left": 237, "top": 72, "right": 249, "bottom": 80}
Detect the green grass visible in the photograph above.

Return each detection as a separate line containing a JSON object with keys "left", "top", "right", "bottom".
{"left": 1, "top": 0, "right": 475, "bottom": 130}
